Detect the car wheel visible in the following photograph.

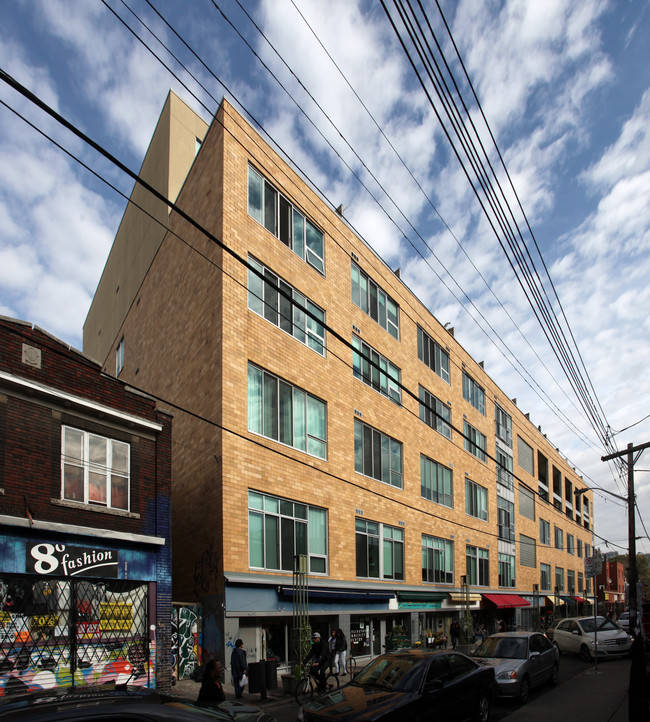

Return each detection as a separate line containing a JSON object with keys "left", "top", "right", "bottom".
{"left": 519, "top": 676, "right": 530, "bottom": 705}
{"left": 474, "top": 693, "right": 490, "bottom": 722}
{"left": 580, "top": 645, "right": 592, "bottom": 662}
{"left": 549, "top": 663, "right": 559, "bottom": 687}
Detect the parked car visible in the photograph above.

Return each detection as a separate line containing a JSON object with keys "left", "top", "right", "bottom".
{"left": 298, "top": 649, "right": 495, "bottom": 722}
{"left": 0, "top": 685, "right": 277, "bottom": 721}
{"left": 543, "top": 619, "right": 562, "bottom": 643}
{"left": 551, "top": 616, "right": 633, "bottom": 661}
{"left": 471, "top": 632, "right": 558, "bottom": 704}
{"left": 616, "top": 612, "right": 630, "bottom": 632}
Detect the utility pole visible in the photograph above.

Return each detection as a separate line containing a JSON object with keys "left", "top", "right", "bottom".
{"left": 601, "top": 440, "right": 650, "bottom": 636}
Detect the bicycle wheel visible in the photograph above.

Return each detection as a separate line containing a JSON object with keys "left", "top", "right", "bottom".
{"left": 294, "top": 675, "right": 314, "bottom": 706}
{"left": 346, "top": 656, "right": 357, "bottom": 676}
{"left": 324, "top": 672, "right": 340, "bottom": 693}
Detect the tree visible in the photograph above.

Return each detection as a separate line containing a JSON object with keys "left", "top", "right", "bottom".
{"left": 610, "top": 554, "right": 650, "bottom": 584}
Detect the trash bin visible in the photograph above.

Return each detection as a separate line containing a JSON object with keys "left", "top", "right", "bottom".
{"left": 247, "top": 662, "right": 263, "bottom": 693}
{"left": 264, "top": 659, "right": 278, "bottom": 690}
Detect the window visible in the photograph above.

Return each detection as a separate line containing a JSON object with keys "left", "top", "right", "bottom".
{"left": 116, "top": 337, "right": 124, "bottom": 376}
{"left": 466, "top": 546, "right": 489, "bottom": 586}
{"left": 248, "top": 364, "right": 327, "bottom": 459}
{"left": 248, "top": 491, "right": 327, "bottom": 574}
{"left": 498, "top": 553, "right": 515, "bottom": 588}
{"left": 585, "top": 543, "right": 591, "bottom": 558}
{"left": 577, "top": 539, "right": 583, "bottom": 558}
{"left": 555, "top": 567, "right": 564, "bottom": 592}
{"left": 520, "top": 533, "right": 537, "bottom": 568}
{"left": 552, "top": 466, "right": 563, "bottom": 511}
{"left": 567, "top": 534, "right": 574, "bottom": 555}
{"left": 565, "top": 478, "right": 573, "bottom": 519}
{"left": 585, "top": 576, "right": 592, "bottom": 595}
{"left": 248, "top": 257, "right": 325, "bottom": 355}
{"left": 496, "top": 447, "right": 513, "bottom": 490}
{"left": 497, "top": 497, "right": 515, "bottom": 542}
{"left": 462, "top": 371, "right": 485, "bottom": 414}
{"left": 464, "top": 422, "right": 486, "bottom": 462}
{"left": 539, "top": 519, "right": 550, "bottom": 545}
{"left": 517, "top": 436, "right": 534, "bottom": 476}
{"left": 421, "top": 455, "right": 453, "bottom": 509}
{"left": 583, "top": 498, "right": 590, "bottom": 530}
{"left": 353, "top": 336, "right": 401, "bottom": 403}
{"left": 355, "top": 519, "right": 404, "bottom": 580}
{"left": 465, "top": 479, "right": 488, "bottom": 521}
{"left": 554, "top": 526, "right": 564, "bottom": 550}
{"left": 248, "top": 165, "right": 324, "bottom": 273}
{"left": 567, "top": 569, "right": 576, "bottom": 594}
{"left": 577, "top": 571, "right": 584, "bottom": 593}
{"left": 351, "top": 262, "right": 399, "bottom": 339}
{"left": 418, "top": 386, "right": 451, "bottom": 439}
{"left": 62, "top": 426, "right": 130, "bottom": 510}
{"left": 417, "top": 325, "right": 450, "bottom": 383}
{"left": 538, "top": 451, "right": 549, "bottom": 502}
{"left": 495, "top": 404, "right": 512, "bottom": 447}
{"left": 519, "top": 484, "right": 535, "bottom": 520}
{"left": 540, "top": 563, "right": 551, "bottom": 591}
{"left": 354, "top": 419, "right": 403, "bottom": 489}
{"left": 422, "top": 535, "right": 454, "bottom": 583}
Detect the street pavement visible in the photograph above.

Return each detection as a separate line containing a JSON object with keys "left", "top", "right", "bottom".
{"left": 171, "top": 652, "right": 648, "bottom": 722}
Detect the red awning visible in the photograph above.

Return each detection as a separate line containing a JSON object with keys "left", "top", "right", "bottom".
{"left": 482, "top": 594, "right": 531, "bottom": 609}
{"left": 574, "top": 596, "right": 587, "bottom": 603}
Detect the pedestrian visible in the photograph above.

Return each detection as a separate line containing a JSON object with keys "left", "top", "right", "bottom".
{"left": 304, "top": 631, "right": 330, "bottom": 692}
{"left": 230, "top": 638, "right": 248, "bottom": 699}
{"left": 498, "top": 619, "right": 505, "bottom": 633}
{"left": 335, "top": 629, "right": 348, "bottom": 676}
{"left": 450, "top": 620, "right": 461, "bottom": 649}
{"left": 197, "top": 659, "right": 226, "bottom": 705}
{"left": 327, "top": 629, "right": 337, "bottom": 673}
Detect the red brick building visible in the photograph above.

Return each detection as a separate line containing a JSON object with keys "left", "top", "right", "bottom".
{"left": 595, "top": 559, "right": 626, "bottom": 614}
{"left": 0, "top": 317, "right": 172, "bottom": 694}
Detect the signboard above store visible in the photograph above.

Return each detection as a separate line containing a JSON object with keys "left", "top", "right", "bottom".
{"left": 26, "top": 543, "right": 119, "bottom": 578}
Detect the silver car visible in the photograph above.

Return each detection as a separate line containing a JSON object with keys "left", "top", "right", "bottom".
{"left": 471, "top": 632, "right": 559, "bottom": 704}
{"left": 551, "top": 616, "right": 633, "bottom": 661}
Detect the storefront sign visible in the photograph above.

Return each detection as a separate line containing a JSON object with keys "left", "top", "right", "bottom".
{"left": 398, "top": 601, "right": 442, "bottom": 609}
{"left": 26, "top": 543, "right": 119, "bottom": 578}
{"left": 99, "top": 602, "right": 133, "bottom": 632}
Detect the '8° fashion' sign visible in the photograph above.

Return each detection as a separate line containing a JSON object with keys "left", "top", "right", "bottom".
{"left": 26, "top": 543, "right": 119, "bottom": 578}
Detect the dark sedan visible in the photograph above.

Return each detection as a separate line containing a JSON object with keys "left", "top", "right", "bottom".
{"left": 298, "top": 649, "right": 495, "bottom": 722}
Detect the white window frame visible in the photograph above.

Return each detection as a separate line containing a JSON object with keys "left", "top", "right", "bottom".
{"left": 351, "top": 262, "right": 400, "bottom": 339}
{"left": 464, "top": 421, "right": 487, "bottom": 462}
{"left": 417, "top": 325, "right": 450, "bottom": 383}
{"left": 465, "top": 479, "right": 488, "bottom": 521}
{"left": 355, "top": 519, "right": 404, "bottom": 580}
{"left": 418, "top": 386, "right": 451, "bottom": 439}
{"left": 354, "top": 418, "right": 403, "bottom": 489}
{"left": 353, "top": 335, "right": 401, "bottom": 403}
{"left": 462, "top": 371, "right": 485, "bottom": 415}
{"left": 422, "top": 534, "right": 454, "bottom": 584}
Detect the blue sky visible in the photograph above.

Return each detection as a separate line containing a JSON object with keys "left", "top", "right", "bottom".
{"left": 1, "top": 0, "right": 649, "bottom": 558}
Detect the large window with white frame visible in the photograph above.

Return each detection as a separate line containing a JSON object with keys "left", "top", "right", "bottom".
{"left": 464, "top": 422, "right": 487, "bottom": 462}
{"left": 540, "top": 519, "right": 550, "bottom": 545}
{"left": 498, "top": 553, "right": 516, "bottom": 588}
{"left": 462, "top": 371, "right": 485, "bottom": 415}
{"left": 497, "top": 497, "right": 515, "bottom": 541}
{"left": 466, "top": 545, "right": 489, "bottom": 586}
{"left": 495, "top": 403, "right": 512, "bottom": 447}
{"left": 540, "top": 563, "right": 551, "bottom": 591}
{"left": 465, "top": 479, "right": 488, "bottom": 521}
{"left": 496, "top": 447, "right": 514, "bottom": 490}
{"left": 61, "top": 426, "right": 130, "bottom": 511}
{"left": 248, "top": 165, "right": 324, "bottom": 274}
{"left": 351, "top": 262, "right": 400, "bottom": 339}
{"left": 422, "top": 535, "right": 454, "bottom": 584}
{"left": 554, "top": 526, "right": 564, "bottom": 550}
{"left": 355, "top": 519, "right": 404, "bottom": 580}
{"left": 352, "top": 335, "right": 401, "bottom": 403}
{"left": 248, "top": 364, "right": 327, "bottom": 459}
{"left": 421, "top": 455, "right": 453, "bottom": 509}
{"left": 555, "top": 566, "right": 565, "bottom": 592}
{"left": 354, "top": 419, "right": 403, "bottom": 489}
{"left": 248, "top": 491, "right": 327, "bottom": 574}
{"left": 417, "top": 325, "right": 450, "bottom": 383}
{"left": 418, "top": 386, "right": 451, "bottom": 439}
{"left": 248, "top": 257, "right": 325, "bottom": 355}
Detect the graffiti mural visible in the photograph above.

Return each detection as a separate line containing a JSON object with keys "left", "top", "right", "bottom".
{"left": 171, "top": 604, "right": 200, "bottom": 682}
{"left": 0, "top": 575, "right": 152, "bottom": 696}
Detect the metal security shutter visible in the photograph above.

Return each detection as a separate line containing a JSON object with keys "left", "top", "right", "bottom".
{"left": 519, "top": 534, "right": 537, "bottom": 568}
{"left": 517, "top": 436, "right": 534, "bottom": 475}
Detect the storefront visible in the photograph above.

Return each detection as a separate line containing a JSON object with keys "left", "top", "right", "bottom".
{"left": 0, "top": 530, "right": 166, "bottom": 695}
{"left": 480, "top": 593, "right": 531, "bottom": 632}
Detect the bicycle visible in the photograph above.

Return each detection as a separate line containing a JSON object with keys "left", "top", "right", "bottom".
{"left": 294, "top": 667, "right": 340, "bottom": 705}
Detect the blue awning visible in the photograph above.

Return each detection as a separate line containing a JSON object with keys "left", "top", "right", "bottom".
{"left": 278, "top": 586, "right": 394, "bottom": 601}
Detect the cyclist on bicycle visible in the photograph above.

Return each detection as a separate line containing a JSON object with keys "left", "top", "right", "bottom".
{"left": 304, "top": 631, "right": 330, "bottom": 693}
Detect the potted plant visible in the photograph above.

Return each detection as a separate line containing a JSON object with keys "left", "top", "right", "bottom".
{"left": 281, "top": 662, "right": 306, "bottom": 695}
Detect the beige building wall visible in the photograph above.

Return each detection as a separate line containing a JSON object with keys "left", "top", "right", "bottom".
{"left": 88, "top": 94, "right": 595, "bottom": 655}
{"left": 83, "top": 91, "right": 208, "bottom": 365}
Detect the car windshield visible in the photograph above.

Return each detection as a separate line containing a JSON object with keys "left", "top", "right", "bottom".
{"left": 473, "top": 637, "right": 527, "bottom": 659}
{"left": 354, "top": 656, "right": 425, "bottom": 692}
{"left": 580, "top": 618, "right": 620, "bottom": 633}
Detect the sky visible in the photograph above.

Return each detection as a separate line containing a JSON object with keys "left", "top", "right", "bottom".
{"left": 0, "top": 0, "right": 649, "bottom": 561}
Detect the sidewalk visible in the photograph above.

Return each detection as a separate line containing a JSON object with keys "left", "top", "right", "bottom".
{"left": 171, "top": 673, "right": 288, "bottom": 708}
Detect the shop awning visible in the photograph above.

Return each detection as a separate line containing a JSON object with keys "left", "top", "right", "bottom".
{"left": 482, "top": 594, "right": 531, "bottom": 609}
{"left": 278, "top": 586, "right": 394, "bottom": 601}
{"left": 574, "top": 596, "right": 587, "bottom": 603}
{"left": 448, "top": 593, "right": 482, "bottom": 604}
{"left": 544, "top": 596, "right": 565, "bottom": 607}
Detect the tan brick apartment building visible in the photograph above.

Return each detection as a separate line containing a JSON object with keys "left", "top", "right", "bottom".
{"left": 83, "top": 91, "right": 595, "bottom": 669}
